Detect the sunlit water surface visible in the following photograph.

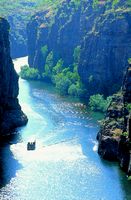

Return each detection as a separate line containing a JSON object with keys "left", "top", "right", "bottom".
{"left": 0, "top": 57, "right": 131, "bottom": 200}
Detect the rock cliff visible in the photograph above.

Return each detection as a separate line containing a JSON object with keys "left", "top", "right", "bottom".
{"left": 79, "top": 0, "right": 131, "bottom": 96}
{"left": 27, "top": 2, "right": 81, "bottom": 72}
{"left": 0, "top": 18, "right": 28, "bottom": 135}
{"left": 0, "top": 1, "right": 37, "bottom": 58}
{"left": 97, "top": 66, "right": 131, "bottom": 173}
{"left": 9, "top": 14, "right": 27, "bottom": 58}
{"left": 27, "top": 0, "right": 131, "bottom": 96}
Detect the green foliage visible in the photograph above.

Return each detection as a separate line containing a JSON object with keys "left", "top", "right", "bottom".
{"left": 127, "top": 0, "right": 131, "bottom": 6}
{"left": 92, "top": 0, "right": 99, "bottom": 9}
{"left": 20, "top": 65, "right": 40, "bottom": 80}
{"left": 52, "top": 59, "right": 63, "bottom": 75}
{"left": 41, "top": 45, "right": 48, "bottom": 58}
{"left": 92, "top": 0, "right": 123, "bottom": 9}
{"left": 55, "top": 75, "right": 72, "bottom": 95}
{"left": 0, "top": 0, "right": 63, "bottom": 16}
{"left": 122, "top": 132, "right": 128, "bottom": 137}
{"left": 128, "top": 58, "right": 131, "bottom": 64}
{"left": 68, "top": 82, "right": 85, "bottom": 97}
{"left": 128, "top": 176, "right": 131, "bottom": 181}
{"left": 91, "top": 0, "right": 131, "bottom": 17}
{"left": 126, "top": 104, "right": 131, "bottom": 113}
{"left": 112, "top": 0, "right": 120, "bottom": 8}
{"left": 42, "top": 51, "right": 54, "bottom": 79}
{"left": 51, "top": 59, "right": 85, "bottom": 96}
{"left": 89, "top": 94, "right": 112, "bottom": 113}
{"left": 68, "top": 84, "right": 77, "bottom": 96}
{"left": 53, "top": 69, "right": 85, "bottom": 96}
{"left": 113, "top": 130, "right": 128, "bottom": 138}
{"left": 0, "top": 1, "right": 35, "bottom": 17}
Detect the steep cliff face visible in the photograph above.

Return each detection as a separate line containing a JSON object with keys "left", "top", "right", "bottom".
{"left": 27, "top": 0, "right": 131, "bottom": 96}
{"left": 79, "top": 1, "right": 131, "bottom": 96}
{"left": 0, "top": 18, "right": 28, "bottom": 135}
{"left": 0, "top": 1, "right": 37, "bottom": 59}
{"left": 9, "top": 14, "right": 27, "bottom": 58}
{"left": 27, "top": 2, "right": 81, "bottom": 72}
{"left": 97, "top": 66, "right": 131, "bottom": 172}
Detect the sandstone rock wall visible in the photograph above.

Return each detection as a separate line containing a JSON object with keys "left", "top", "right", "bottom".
{"left": 27, "top": 0, "right": 131, "bottom": 96}
{"left": 0, "top": 18, "right": 28, "bottom": 135}
{"left": 97, "top": 67, "right": 131, "bottom": 172}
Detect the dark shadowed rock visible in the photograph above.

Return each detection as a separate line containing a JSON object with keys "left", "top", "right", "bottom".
{"left": 97, "top": 67, "right": 131, "bottom": 173}
{"left": 123, "top": 66, "right": 131, "bottom": 103}
{"left": 98, "top": 135, "right": 119, "bottom": 160}
{"left": 0, "top": 18, "right": 28, "bottom": 136}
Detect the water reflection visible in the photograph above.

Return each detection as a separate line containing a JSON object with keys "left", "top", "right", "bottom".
{"left": 0, "top": 134, "right": 22, "bottom": 188}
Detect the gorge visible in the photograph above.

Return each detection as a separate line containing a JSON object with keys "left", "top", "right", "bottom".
{"left": 0, "top": 0, "right": 131, "bottom": 199}
{"left": 20, "top": 0, "right": 131, "bottom": 177}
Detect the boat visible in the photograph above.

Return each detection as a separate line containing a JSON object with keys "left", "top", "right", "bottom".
{"left": 27, "top": 140, "right": 36, "bottom": 150}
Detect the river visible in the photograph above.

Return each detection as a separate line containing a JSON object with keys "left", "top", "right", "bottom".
{"left": 0, "top": 57, "right": 131, "bottom": 200}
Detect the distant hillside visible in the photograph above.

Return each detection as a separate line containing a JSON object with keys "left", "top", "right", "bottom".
{"left": 0, "top": 0, "right": 64, "bottom": 58}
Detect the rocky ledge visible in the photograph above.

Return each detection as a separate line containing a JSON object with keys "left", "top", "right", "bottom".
{"left": 0, "top": 18, "right": 28, "bottom": 136}
{"left": 97, "top": 66, "right": 131, "bottom": 173}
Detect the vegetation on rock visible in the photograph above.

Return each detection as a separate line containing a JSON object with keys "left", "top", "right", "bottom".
{"left": 27, "top": 0, "right": 131, "bottom": 98}
{"left": 97, "top": 66, "right": 131, "bottom": 174}
{"left": 89, "top": 94, "right": 112, "bottom": 113}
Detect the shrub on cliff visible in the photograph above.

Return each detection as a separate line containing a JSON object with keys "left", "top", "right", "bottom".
{"left": 52, "top": 59, "right": 63, "bottom": 75}
{"left": 89, "top": 94, "right": 112, "bottom": 112}
{"left": 20, "top": 65, "right": 40, "bottom": 80}
{"left": 126, "top": 103, "right": 131, "bottom": 113}
{"left": 128, "top": 58, "right": 131, "bottom": 64}
{"left": 68, "top": 82, "right": 86, "bottom": 97}
{"left": 42, "top": 51, "right": 54, "bottom": 80}
{"left": 56, "top": 76, "right": 71, "bottom": 95}
{"left": 41, "top": 45, "right": 48, "bottom": 59}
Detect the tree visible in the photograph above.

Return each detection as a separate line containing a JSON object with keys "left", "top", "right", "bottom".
{"left": 42, "top": 51, "right": 54, "bottom": 79}
{"left": 41, "top": 45, "right": 48, "bottom": 58}
{"left": 20, "top": 65, "right": 40, "bottom": 80}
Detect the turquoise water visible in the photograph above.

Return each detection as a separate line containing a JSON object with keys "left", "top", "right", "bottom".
{"left": 0, "top": 57, "right": 131, "bottom": 200}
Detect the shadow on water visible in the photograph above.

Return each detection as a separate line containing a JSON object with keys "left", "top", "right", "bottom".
{"left": 99, "top": 156, "right": 131, "bottom": 200}
{"left": 119, "top": 169, "right": 131, "bottom": 200}
{"left": 0, "top": 133, "right": 22, "bottom": 188}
